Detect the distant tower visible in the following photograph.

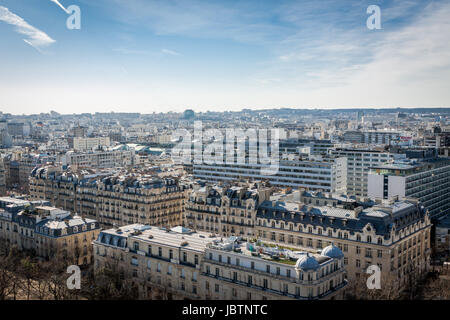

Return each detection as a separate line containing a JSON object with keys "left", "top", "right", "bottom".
{"left": 357, "top": 111, "right": 364, "bottom": 123}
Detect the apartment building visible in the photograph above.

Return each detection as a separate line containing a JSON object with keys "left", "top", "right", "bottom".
{"left": 184, "top": 183, "right": 431, "bottom": 287}
{"left": 329, "top": 148, "right": 406, "bottom": 197}
{"left": 368, "top": 158, "right": 450, "bottom": 219}
{"left": 73, "top": 136, "right": 111, "bottom": 152}
{"left": 194, "top": 154, "right": 347, "bottom": 193}
{"left": 0, "top": 197, "right": 100, "bottom": 265}
{"left": 29, "top": 165, "right": 188, "bottom": 229}
{"left": 93, "top": 224, "right": 346, "bottom": 300}
{"left": 64, "top": 149, "right": 134, "bottom": 169}
{"left": 185, "top": 182, "right": 271, "bottom": 237}
{"left": 0, "top": 159, "right": 5, "bottom": 196}
{"left": 254, "top": 193, "right": 431, "bottom": 286}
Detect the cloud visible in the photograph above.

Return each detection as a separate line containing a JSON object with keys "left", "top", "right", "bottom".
{"left": 0, "top": 5, "right": 56, "bottom": 51}
{"left": 161, "top": 48, "right": 181, "bottom": 56}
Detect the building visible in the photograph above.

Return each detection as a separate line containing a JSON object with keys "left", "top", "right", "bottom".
{"left": 368, "top": 158, "right": 450, "bottom": 220}
{"left": 0, "top": 197, "right": 100, "bottom": 265}
{"left": 254, "top": 191, "right": 431, "bottom": 286}
{"left": 329, "top": 148, "right": 406, "bottom": 197}
{"left": 64, "top": 149, "right": 134, "bottom": 169}
{"left": 185, "top": 182, "right": 271, "bottom": 237}
{"left": 194, "top": 153, "right": 347, "bottom": 193}
{"left": 93, "top": 224, "right": 346, "bottom": 300}
{"left": 0, "top": 158, "right": 6, "bottom": 196}
{"left": 29, "top": 165, "right": 188, "bottom": 229}
{"left": 73, "top": 136, "right": 111, "bottom": 152}
{"left": 435, "top": 215, "right": 450, "bottom": 255}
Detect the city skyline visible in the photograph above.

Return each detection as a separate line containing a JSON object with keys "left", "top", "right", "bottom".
{"left": 1, "top": 0, "right": 450, "bottom": 114}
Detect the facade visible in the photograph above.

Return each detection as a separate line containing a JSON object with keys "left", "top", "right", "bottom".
{"left": 435, "top": 215, "right": 450, "bottom": 255}
{"left": 93, "top": 224, "right": 346, "bottom": 300}
{"left": 29, "top": 165, "right": 188, "bottom": 229}
{"left": 329, "top": 148, "right": 406, "bottom": 197}
{"left": 73, "top": 136, "right": 111, "bottom": 152}
{"left": 194, "top": 154, "right": 347, "bottom": 193}
{"left": 64, "top": 150, "right": 134, "bottom": 169}
{"left": 368, "top": 158, "right": 450, "bottom": 219}
{"left": 0, "top": 197, "right": 100, "bottom": 265}
{"left": 0, "top": 158, "right": 5, "bottom": 196}
{"left": 184, "top": 183, "right": 431, "bottom": 287}
{"left": 185, "top": 182, "right": 271, "bottom": 237}
{"left": 254, "top": 193, "right": 431, "bottom": 286}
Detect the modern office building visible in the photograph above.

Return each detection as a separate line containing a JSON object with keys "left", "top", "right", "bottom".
{"left": 93, "top": 224, "right": 347, "bottom": 300}
{"left": 329, "top": 148, "right": 406, "bottom": 197}
{"left": 368, "top": 158, "right": 450, "bottom": 219}
{"left": 64, "top": 149, "right": 134, "bottom": 169}
{"left": 193, "top": 154, "right": 347, "bottom": 193}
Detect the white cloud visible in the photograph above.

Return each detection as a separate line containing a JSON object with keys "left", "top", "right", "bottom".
{"left": 0, "top": 5, "right": 55, "bottom": 50}
{"left": 161, "top": 48, "right": 181, "bottom": 56}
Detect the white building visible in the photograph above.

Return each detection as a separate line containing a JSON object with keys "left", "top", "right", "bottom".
{"left": 329, "top": 148, "right": 406, "bottom": 197}
{"left": 73, "top": 137, "right": 110, "bottom": 152}
{"left": 368, "top": 158, "right": 450, "bottom": 219}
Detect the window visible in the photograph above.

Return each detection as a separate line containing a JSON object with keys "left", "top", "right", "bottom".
{"left": 248, "top": 275, "right": 253, "bottom": 285}
{"left": 157, "top": 263, "right": 161, "bottom": 272}
{"left": 377, "top": 250, "right": 382, "bottom": 258}
{"left": 215, "top": 284, "right": 220, "bottom": 293}
{"left": 356, "top": 259, "right": 361, "bottom": 268}
{"left": 131, "top": 257, "right": 138, "bottom": 266}
{"left": 266, "top": 265, "right": 270, "bottom": 273}
{"left": 181, "top": 269, "right": 185, "bottom": 279}
{"left": 367, "top": 235, "right": 372, "bottom": 243}
{"left": 287, "top": 269, "right": 291, "bottom": 278}
{"left": 251, "top": 261, "right": 255, "bottom": 270}
{"left": 133, "top": 242, "right": 139, "bottom": 251}
{"left": 377, "top": 238, "right": 383, "bottom": 245}
{"left": 195, "top": 255, "right": 199, "bottom": 265}
{"left": 158, "top": 247, "right": 162, "bottom": 257}
{"left": 247, "top": 292, "right": 251, "bottom": 300}
{"left": 356, "top": 246, "right": 361, "bottom": 254}
{"left": 169, "top": 249, "right": 173, "bottom": 259}
{"left": 357, "top": 234, "right": 361, "bottom": 241}
{"left": 236, "top": 258, "right": 240, "bottom": 266}
{"left": 215, "top": 268, "right": 220, "bottom": 276}
{"left": 183, "top": 252, "right": 187, "bottom": 262}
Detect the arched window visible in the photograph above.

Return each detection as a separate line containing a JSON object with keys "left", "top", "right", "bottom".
{"left": 377, "top": 238, "right": 382, "bottom": 245}
{"left": 367, "top": 235, "right": 372, "bottom": 243}
{"left": 357, "top": 234, "right": 361, "bottom": 241}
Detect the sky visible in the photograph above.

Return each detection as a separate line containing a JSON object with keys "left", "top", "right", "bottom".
{"left": 0, "top": 0, "right": 449, "bottom": 115}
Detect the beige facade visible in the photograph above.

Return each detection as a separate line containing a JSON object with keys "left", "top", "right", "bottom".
{"left": 184, "top": 184, "right": 432, "bottom": 289}
{"left": 0, "top": 201, "right": 100, "bottom": 265}
{"left": 29, "top": 165, "right": 188, "bottom": 229}
{"left": 93, "top": 224, "right": 347, "bottom": 300}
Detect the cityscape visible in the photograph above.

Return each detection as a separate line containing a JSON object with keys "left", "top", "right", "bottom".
{"left": 1, "top": 0, "right": 450, "bottom": 308}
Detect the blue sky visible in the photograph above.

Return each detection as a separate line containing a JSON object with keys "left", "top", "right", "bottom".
{"left": 0, "top": 0, "right": 449, "bottom": 114}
